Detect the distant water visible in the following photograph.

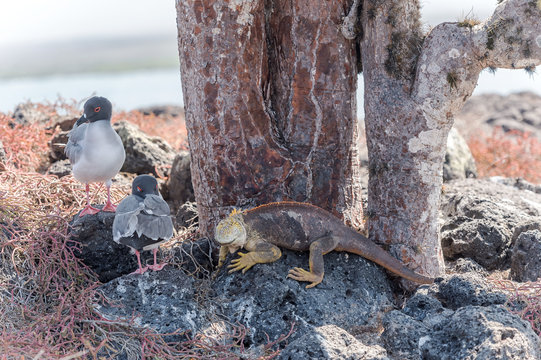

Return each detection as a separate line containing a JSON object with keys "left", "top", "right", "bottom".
{"left": 0, "top": 66, "right": 539, "bottom": 117}
{"left": 0, "top": 68, "right": 184, "bottom": 113}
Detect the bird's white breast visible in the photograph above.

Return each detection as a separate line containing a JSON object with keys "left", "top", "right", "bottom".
{"left": 72, "top": 121, "right": 126, "bottom": 183}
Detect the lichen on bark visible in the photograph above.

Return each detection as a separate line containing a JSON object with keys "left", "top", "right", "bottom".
{"left": 361, "top": 0, "right": 541, "bottom": 282}
{"left": 176, "top": 0, "right": 541, "bottom": 282}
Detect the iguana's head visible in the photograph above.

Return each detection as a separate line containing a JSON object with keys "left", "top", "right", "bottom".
{"left": 214, "top": 209, "right": 247, "bottom": 249}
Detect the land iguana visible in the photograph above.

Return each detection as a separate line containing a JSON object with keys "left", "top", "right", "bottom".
{"left": 214, "top": 201, "right": 434, "bottom": 288}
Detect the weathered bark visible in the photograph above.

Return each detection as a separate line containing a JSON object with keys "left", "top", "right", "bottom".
{"left": 176, "top": 0, "right": 363, "bottom": 236}
{"left": 176, "top": 0, "right": 540, "bottom": 281}
{"left": 361, "top": 0, "right": 541, "bottom": 281}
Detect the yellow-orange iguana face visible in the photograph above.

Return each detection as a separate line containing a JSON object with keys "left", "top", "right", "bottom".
{"left": 214, "top": 212, "right": 247, "bottom": 248}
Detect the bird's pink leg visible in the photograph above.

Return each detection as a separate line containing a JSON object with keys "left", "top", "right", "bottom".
{"left": 79, "top": 183, "right": 100, "bottom": 217}
{"left": 130, "top": 250, "right": 148, "bottom": 275}
{"left": 147, "top": 248, "right": 167, "bottom": 271}
{"left": 101, "top": 183, "right": 117, "bottom": 212}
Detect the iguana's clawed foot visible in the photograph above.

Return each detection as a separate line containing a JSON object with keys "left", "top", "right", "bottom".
{"left": 228, "top": 252, "right": 256, "bottom": 274}
{"left": 287, "top": 267, "right": 323, "bottom": 289}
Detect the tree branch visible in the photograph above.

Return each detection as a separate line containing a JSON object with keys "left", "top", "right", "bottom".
{"left": 475, "top": 0, "right": 541, "bottom": 69}
{"left": 413, "top": 0, "right": 541, "bottom": 120}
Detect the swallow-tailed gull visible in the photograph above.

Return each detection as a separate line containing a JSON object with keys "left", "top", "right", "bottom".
{"left": 65, "top": 96, "right": 125, "bottom": 216}
{"left": 112, "top": 174, "right": 174, "bottom": 274}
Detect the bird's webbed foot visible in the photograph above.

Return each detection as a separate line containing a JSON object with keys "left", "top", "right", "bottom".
{"left": 79, "top": 204, "right": 101, "bottom": 217}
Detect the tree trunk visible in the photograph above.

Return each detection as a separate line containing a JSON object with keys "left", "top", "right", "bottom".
{"left": 361, "top": 0, "right": 541, "bottom": 282}
{"left": 176, "top": 0, "right": 363, "bottom": 237}
{"left": 177, "top": 0, "right": 541, "bottom": 280}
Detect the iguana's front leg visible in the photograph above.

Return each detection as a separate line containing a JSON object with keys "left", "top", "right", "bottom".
{"left": 228, "top": 242, "right": 281, "bottom": 274}
{"left": 287, "top": 235, "right": 339, "bottom": 289}
{"left": 217, "top": 246, "right": 229, "bottom": 268}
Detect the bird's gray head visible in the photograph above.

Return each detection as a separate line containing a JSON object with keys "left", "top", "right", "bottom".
{"left": 132, "top": 174, "right": 160, "bottom": 198}
{"left": 77, "top": 96, "right": 113, "bottom": 125}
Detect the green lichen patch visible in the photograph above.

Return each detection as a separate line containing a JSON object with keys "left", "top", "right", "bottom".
{"left": 485, "top": 18, "right": 515, "bottom": 51}
{"left": 446, "top": 72, "right": 459, "bottom": 90}
{"left": 384, "top": 32, "right": 424, "bottom": 81}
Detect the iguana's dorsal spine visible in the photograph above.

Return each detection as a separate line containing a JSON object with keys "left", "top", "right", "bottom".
{"left": 244, "top": 201, "right": 329, "bottom": 216}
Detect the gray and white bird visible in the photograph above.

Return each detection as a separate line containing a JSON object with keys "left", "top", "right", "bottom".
{"left": 65, "top": 96, "right": 126, "bottom": 216}
{"left": 112, "top": 175, "right": 174, "bottom": 274}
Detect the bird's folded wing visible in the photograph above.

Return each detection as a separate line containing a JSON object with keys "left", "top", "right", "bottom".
{"left": 65, "top": 123, "right": 88, "bottom": 164}
{"left": 143, "top": 194, "right": 171, "bottom": 216}
{"left": 112, "top": 196, "right": 144, "bottom": 242}
{"left": 136, "top": 213, "right": 174, "bottom": 241}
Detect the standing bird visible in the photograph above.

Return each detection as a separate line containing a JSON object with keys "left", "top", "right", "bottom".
{"left": 112, "top": 175, "right": 174, "bottom": 275}
{"left": 65, "top": 96, "right": 126, "bottom": 216}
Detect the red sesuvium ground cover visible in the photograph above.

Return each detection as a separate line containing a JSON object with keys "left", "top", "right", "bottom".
{"left": 468, "top": 127, "right": 541, "bottom": 184}
{"left": 0, "top": 100, "right": 539, "bottom": 357}
{"left": 0, "top": 101, "right": 292, "bottom": 358}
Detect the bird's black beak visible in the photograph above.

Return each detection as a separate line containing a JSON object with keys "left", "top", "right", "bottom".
{"left": 75, "top": 115, "right": 88, "bottom": 126}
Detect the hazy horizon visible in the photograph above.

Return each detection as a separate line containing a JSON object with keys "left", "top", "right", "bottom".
{"left": 0, "top": 0, "right": 538, "bottom": 112}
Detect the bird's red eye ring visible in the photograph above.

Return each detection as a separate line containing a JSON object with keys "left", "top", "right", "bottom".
{"left": 94, "top": 106, "right": 101, "bottom": 112}
{"left": 137, "top": 186, "right": 142, "bottom": 192}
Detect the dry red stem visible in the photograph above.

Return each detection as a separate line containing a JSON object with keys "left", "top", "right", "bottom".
{"left": 492, "top": 279, "right": 541, "bottom": 336}
{"left": 0, "top": 101, "right": 289, "bottom": 357}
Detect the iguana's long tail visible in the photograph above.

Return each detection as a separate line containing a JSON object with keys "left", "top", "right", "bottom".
{"left": 345, "top": 230, "right": 434, "bottom": 284}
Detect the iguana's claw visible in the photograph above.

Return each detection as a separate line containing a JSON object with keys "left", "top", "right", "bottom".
{"left": 228, "top": 252, "right": 256, "bottom": 274}
{"left": 287, "top": 267, "right": 323, "bottom": 289}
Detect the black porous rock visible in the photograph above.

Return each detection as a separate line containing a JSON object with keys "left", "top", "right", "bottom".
{"left": 418, "top": 306, "right": 540, "bottom": 360}
{"left": 48, "top": 116, "right": 78, "bottom": 162}
{"left": 136, "top": 105, "right": 185, "bottom": 118}
{"left": 164, "top": 151, "right": 194, "bottom": 211}
{"left": 401, "top": 293, "right": 446, "bottom": 321}
{"left": 47, "top": 159, "right": 71, "bottom": 178}
{"left": 511, "top": 228, "right": 541, "bottom": 282}
{"left": 91, "top": 246, "right": 399, "bottom": 353}
{"left": 278, "top": 324, "right": 390, "bottom": 360}
{"left": 113, "top": 121, "right": 176, "bottom": 177}
{"left": 455, "top": 92, "right": 541, "bottom": 140}
{"left": 430, "top": 273, "right": 507, "bottom": 310}
{"left": 440, "top": 178, "right": 541, "bottom": 270}
{"left": 443, "top": 127, "right": 477, "bottom": 182}
{"left": 382, "top": 274, "right": 540, "bottom": 360}
{"left": 447, "top": 257, "right": 489, "bottom": 276}
{"left": 95, "top": 267, "right": 203, "bottom": 339}
{"left": 0, "top": 140, "right": 6, "bottom": 171}
{"left": 381, "top": 309, "right": 434, "bottom": 360}
{"left": 49, "top": 131, "right": 69, "bottom": 162}
{"left": 11, "top": 102, "right": 51, "bottom": 126}
{"left": 212, "top": 249, "right": 396, "bottom": 347}
{"left": 166, "top": 237, "right": 215, "bottom": 279}
{"left": 491, "top": 176, "right": 541, "bottom": 194}
{"left": 69, "top": 210, "right": 152, "bottom": 282}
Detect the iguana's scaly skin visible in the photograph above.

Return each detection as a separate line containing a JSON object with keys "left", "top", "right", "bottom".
{"left": 215, "top": 201, "right": 434, "bottom": 288}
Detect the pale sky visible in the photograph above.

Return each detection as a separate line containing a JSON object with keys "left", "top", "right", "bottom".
{"left": 0, "top": 0, "right": 176, "bottom": 47}
{"left": 0, "top": 0, "right": 537, "bottom": 112}
{"left": 0, "top": 0, "right": 497, "bottom": 47}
